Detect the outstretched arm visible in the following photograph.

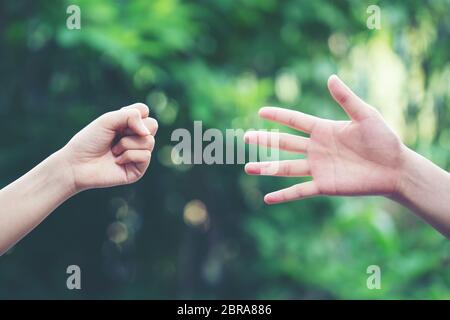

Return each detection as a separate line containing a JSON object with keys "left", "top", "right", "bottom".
{"left": 245, "top": 75, "right": 450, "bottom": 238}
{"left": 394, "top": 147, "right": 450, "bottom": 237}
{"left": 0, "top": 103, "right": 158, "bottom": 255}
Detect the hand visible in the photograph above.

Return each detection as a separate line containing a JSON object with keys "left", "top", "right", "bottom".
{"left": 244, "top": 75, "right": 406, "bottom": 204}
{"left": 61, "top": 103, "right": 158, "bottom": 192}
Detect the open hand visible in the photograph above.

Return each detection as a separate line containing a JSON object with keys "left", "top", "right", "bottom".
{"left": 244, "top": 75, "right": 406, "bottom": 204}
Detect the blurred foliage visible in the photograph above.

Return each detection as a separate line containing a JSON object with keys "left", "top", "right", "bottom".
{"left": 0, "top": 0, "right": 450, "bottom": 299}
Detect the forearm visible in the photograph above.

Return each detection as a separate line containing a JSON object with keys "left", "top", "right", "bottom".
{"left": 0, "top": 150, "right": 76, "bottom": 255}
{"left": 394, "top": 146, "right": 450, "bottom": 238}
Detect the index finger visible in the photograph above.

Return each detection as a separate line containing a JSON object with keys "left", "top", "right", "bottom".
{"left": 258, "top": 106, "right": 321, "bottom": 134}
{"left": 121, "top": 102, "right": 150, "bottom": 119}
{"left": 124, "top": 117, "right": 158, "bottom": 136}
{"left": 264, "top": 181, "right": 319, "bottom": 204}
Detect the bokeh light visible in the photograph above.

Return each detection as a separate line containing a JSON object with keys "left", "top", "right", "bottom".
{"left": 183, "top": 200, "right": 209, "bottom": 227}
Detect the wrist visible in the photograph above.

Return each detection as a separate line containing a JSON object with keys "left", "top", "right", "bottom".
{"left": 47, "top": 148, "right": 79, "bottom": 197}
{"left": 392, "top": 144, "right": 422, "bottom": 202}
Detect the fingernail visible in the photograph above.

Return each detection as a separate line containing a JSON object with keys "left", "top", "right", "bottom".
{"left": 245, "top": 163, "right": 261, "bottom": 175}
{"left": 140, "top": 122, "right": 150, "bottom": 135}
{"left": 258, "top": 107, "right": 270, "bottom": 117}
{"left": 150, "top": 118, "right": 159, "bottom": 135}
{"left": 264, "top": 194, "right": 276, "bottom": 204}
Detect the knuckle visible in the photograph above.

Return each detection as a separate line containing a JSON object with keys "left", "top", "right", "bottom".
{"left": 145, "top": 135, "right": 155, "bottom": 148}
{"left": 279, "top": 136, "right": 286, "bottom": 149}
{"left": 288, "top": 116, "right": 298, "bottom": 128}
{"left": 149, "top": 118, "right": 159, "bottom": 132}
{"left": 144, "top": 150, "right": 152, "bottom": 160}
{"left": 99, "top": 111, "right": 114, "bottom": 123}
{"left": 128, "top": 108, "right": 141, "bottom": 119}
{"left": 338, "top": 92, "right": 349, "bottom": 105}
{"left": 119, "top": 138, "right": 128, "bottom": 150}
{"left": 122, "top": 151, "right": 131, "bottom": 161}
{"left": 117, "top": 140, "right": 126, "bottom": 151}
{"left": 135, "top": 102, "right": 149, "bottom": 112}
{"left": 294, "top": 185, "right": 303, "bottom": 198}
{"left": 152, "top": 118, "right": 159, "bottom": 130}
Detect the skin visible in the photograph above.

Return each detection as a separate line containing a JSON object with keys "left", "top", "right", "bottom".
{"left": 245, "top": 75, "right": 450, "bottom": 238}
{"left": 0, "top": 103, "right": 158, "bottom": 255}
{"left": 1, "top": 77, "right": 449, "bottom": 256}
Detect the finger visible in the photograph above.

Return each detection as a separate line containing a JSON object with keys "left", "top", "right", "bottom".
{"left": 244, "top": 131, "right": 308, "bottom": 153}
{"left": 264, "top": 181, "right": 319, "bottom": 204}
{"left": 115, "top": 150, "right": 152, "bottom": 172}
{"left": 258, "top": 106, "right": 320, "bottom": 134}
{"left": 245, "top": 159, "right": 310, "bottom": 177}
{"left": 101, "top": 108, "right": 150, "bottom": 136}
{"left": 123, "top": 117, "right": 158, "bottom": 136}
{"left": 145, "top": 118, "right": 158, "bottom": 135}
{"left": 112, "top": 135, "right": 155, "bottom": 156}
{"left": 121, "top": 102, "right": 150, "bottom": 118}
{"left": 327, "top": 74, "right": 371, "bottom": 121}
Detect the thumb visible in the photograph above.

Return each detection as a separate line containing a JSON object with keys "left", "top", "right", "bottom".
{"left": 100, "top": 107, "right": 150, "bottom": 136}
{"left": 327, "top": 74, "right": 371, "bottom": 121}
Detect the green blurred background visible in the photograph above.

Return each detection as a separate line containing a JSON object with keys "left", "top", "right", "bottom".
{"left": 0, "top": 0, "right": 450, "bottom": 299}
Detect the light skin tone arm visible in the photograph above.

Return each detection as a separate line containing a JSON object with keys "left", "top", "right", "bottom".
{"left": 0, "top": 103, "right": 158, "bottom": 255}
{"left": 244, "top": 75, "right": 450, "bottom": 238}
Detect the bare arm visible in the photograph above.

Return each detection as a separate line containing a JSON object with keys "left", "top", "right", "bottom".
{"left": 0, "top": 103, "right": 158, "bottom": 255}
{"left": 244, "top": 75, "right": 450, "bottom": 238}
{"left": 0, "top": 151, "right": 75, "bottom": 255}
{"left": 394, "top": 147, "right": 450, "bottom": 238}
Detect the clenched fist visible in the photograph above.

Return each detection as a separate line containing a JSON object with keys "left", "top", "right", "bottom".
{"left": 61, "top": 103, "right": 158, "bottom": 192}
{"left": 0, "top": 103, "right": 158, "bottom": 254}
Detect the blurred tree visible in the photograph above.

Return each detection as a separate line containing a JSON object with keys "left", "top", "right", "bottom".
{"left": 0, "top": 0, "right": 449, "bottom": 299}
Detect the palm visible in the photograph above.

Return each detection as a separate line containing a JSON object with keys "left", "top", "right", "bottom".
{"left": 245, "top": 75, "right": 405, "bottom": 204}
{"left": 308, "top": 117, "right": 402, "bottom": 196}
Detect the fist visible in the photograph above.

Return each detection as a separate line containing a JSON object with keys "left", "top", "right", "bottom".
{"left": 61, "top": 103, "right": 158, "bottom": 192}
